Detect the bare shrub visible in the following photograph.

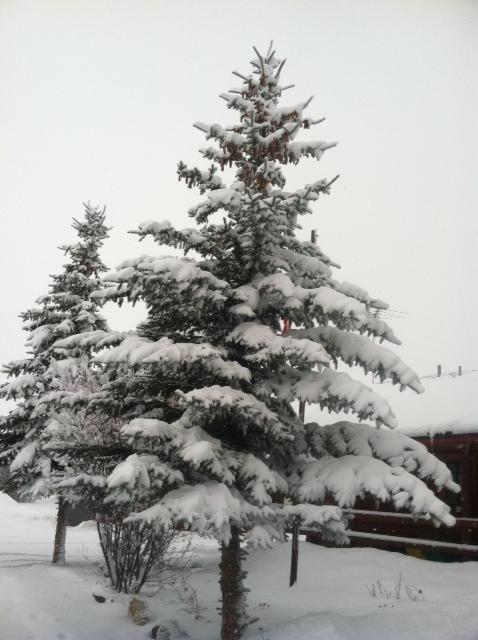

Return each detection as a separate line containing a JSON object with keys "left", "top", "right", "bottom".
{"left": 96, "top": 511, "right": 191, "bottom": 594}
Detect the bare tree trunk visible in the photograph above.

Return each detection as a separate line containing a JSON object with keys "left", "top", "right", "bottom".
{"left": 52, "top": 496, "right": 67, "bottom": 564}
{"left": 220, "top": 525, "right": 249, "bottom": 640}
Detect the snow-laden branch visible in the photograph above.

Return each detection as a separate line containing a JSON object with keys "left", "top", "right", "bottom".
{"left": 310, "top": 287, "right": 399, "bottom": 344}
{"left": 92, "top": 255, "right": 229, "bottom": 305}
{"left": 110, "top": 255, "right": 227, "bottom": 288}
{"left": 244, "top": 503, "right": 348, "bottom": 549}
{"left": 104, "top": 453, "right": 183, "bottom": 505}
{"left": 134, "top": 220, "right": 209, "bottom": 255}
{"left": 187, "top": 183, "right": 246, "bottom": 222}
{"left": 227, "top": 322, "right": 330, "bottom": 366}
{"left": 0, "top": 374, "right": 39, "bottom": 400}
{"left": 123, "top": 418, "right": 273, "bottom": 489}
{"left": 243, "top": 524, "right": 286, "bottom": 548}
{"left": 290, "top": 455, "right": 455, "bottom": 527}
{"left": 239, "top": 453, "right": 288, "bottom": 506}
{"left": 34, "top": 389, "right": 94, "bottom": 412}
{"left": 307, "top": 421, "right": 460, "bottom": 493}
{"left": 176, "top": 161, "right": 226, "bottom": 193}
{"left": 331, "top": 280, "right": 388, "bottom": 311}
{"left": 124, "top": 418, "right": 238, "bottom": 485}
{"left": 125, "top": 482, "right": 275, "bottom": 544}
{"left": 10, "top": 440, "right": 40, "bottom": 471}
{"left": 53, "top": 329, "right": 129, "bottom": 353}
{"left": 194, "top": 122, "right": 247, "bottom": 148}
{"left": 177, "top": 385, "right": 291, "bottom": 441}
{"left": 121, "top": 417, "right": 178, "bottom": 443}
{"left": 275, "top": 247, "right": 332, "bottom": 278}
{"left": 243, "top": 274, "right": 398, "bottom": 344}
{"left": 93, "top": 335, "right": 251, "bottom": 382}
{"left": 292, "top": 326, "right": 422, "bottom": 392}
{"left": 286, "top": 140, "right": 337, "bottom": 163}
{"left": 293, "top": 368, "right": 397, "bottom": 427}
{"left": 57, "top": 473, "right": 107, "bottom": 489}
{"left": 282, "top": 503, "right": 348, "bottom": 544}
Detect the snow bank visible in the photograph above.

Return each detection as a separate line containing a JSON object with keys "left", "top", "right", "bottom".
{"left": 0, "top": 491, "right": 20, "bottom": 514}
{"left": 1, "top": 497, "right": 478, "bottom": 639}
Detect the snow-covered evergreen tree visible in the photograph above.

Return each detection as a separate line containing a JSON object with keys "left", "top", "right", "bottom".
{"left": 54, "top": 47, "right": 459, "bottom": 639}
{"left": 0, "top": 203, "right": 110, "bottom": 561}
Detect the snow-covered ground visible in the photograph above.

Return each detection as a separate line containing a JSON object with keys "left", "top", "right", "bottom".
{"left": 1, "top": 493, "right": 478, "bottom": 640}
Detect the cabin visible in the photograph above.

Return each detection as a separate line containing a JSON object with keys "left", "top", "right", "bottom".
{"left": 306, "top": 368, "right": 478, "bottom": 560}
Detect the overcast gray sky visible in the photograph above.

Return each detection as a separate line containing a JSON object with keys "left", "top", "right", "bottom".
{"left": 1, "top": 0, "right": 477, "bottom": 390}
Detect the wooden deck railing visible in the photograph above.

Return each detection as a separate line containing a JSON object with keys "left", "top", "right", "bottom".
{"left": 302, "top": 508, "right": 478, "bottom": 558}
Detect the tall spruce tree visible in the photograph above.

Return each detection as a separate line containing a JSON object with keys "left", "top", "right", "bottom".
{"left": 0, "top": 203, "right": 110, "bottom": 562}
{"left": 54, "top": 47, "right": 458, "bottom": 639}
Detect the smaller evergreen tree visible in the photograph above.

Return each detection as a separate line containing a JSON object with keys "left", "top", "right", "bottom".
{"left": 0, "top": 203, "right": 110, "bottom": 562}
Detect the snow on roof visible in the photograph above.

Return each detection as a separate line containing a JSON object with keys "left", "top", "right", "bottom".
{"left": 307, "top": 369, "right": 478, "bottom": 438}
{"left": 384, "top": 370, "right": 478, "bottom": 438}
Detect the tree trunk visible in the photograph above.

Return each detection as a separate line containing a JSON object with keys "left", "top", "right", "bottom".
{"left": 220, "top": 525, "right": 249, "bottom": 640}
{"left": 52, "top": 496, "right": 67, "bottom": 564}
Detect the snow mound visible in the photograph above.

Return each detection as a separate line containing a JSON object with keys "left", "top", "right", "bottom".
{"left": 0, "top": 492, "right": 20, "bottom": 514}
{"left": 248, "top": 609, "right": 460, "bottom": 640}
{"left": 72, "top": 519, "right": 97, "bottom": 530}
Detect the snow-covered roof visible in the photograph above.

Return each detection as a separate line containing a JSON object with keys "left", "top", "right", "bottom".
{"left": 384, "top": 370, "right": 478, "bottom": 438}
{"left": 307, "top": 370, "right": 478, "bottom": 438}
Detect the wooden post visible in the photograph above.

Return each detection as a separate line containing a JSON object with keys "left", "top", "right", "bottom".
{"left": 52, "top": 496, "right": 67, "bottom": 564}
{"left": 289, "top": 519, "right": 299, "bottom": 587}
{"left": 437, "top": 364, "right": 442, "bottom": 377}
